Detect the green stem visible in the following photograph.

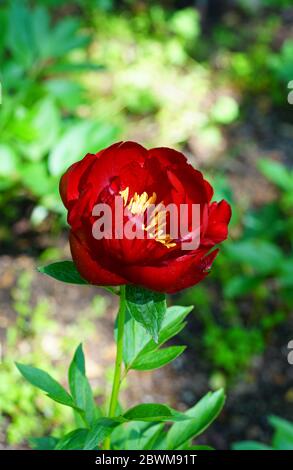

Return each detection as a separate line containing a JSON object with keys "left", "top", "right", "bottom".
{"left": 104, "top": 285, "right": 126, "bottom": 450}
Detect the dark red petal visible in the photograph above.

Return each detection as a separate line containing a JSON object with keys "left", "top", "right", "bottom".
{"left": 203, "top": 200, "right": 232, "bottom": 245}
{"left": 67, "top": 184, "right": 98, "bottom": 230}
{"left": 118, "top": 160, "right": 156, "bottom": 198}
{"left": 59, "top": 153, "right": 97, "bottom": 209}
{"left": 148, "top": 147, "right": 187, "bottom": 166}
{"left": 121, "top": 248, "right": 219, "bottom": 293}
{"left": 148, "top": 147, "right": 211, "bottom": 203}
{"left": 169, "top": 166, "right": 209, "bottom": 204}
{"left": 83, "top": 141, "right": 148, "bottom": 197}
{"left": 210, "top": 200, "right": 232, "bottom": 224}
{"left": 69, "top": 231, "right": 127, "bottom": 286}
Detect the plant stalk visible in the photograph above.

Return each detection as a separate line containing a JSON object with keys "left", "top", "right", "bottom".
{"left": 104, "top": 285, "right": 126, "bottom": 450}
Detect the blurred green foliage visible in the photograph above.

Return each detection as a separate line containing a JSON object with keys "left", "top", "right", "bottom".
{"left": 0, "top": 0, "right": 292, "bottom": 446}
{"left": 0, "top": 270, "right": 73, "bottom": 443}
{"left": 233, "top": 415, "right": 293, "bottom": 450}
{"left": 0, "top": 0, "right": 121, "bottom": 229}
{"left": 0, "top": 269, "right": 108, "bottom": 444}
{"left": 180, "top": 160, "right": 292, "bottom": 378}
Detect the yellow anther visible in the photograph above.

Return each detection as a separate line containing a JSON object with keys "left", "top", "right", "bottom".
{"left": 119, "top": 187, "right": 129, "bottom": 206}
{"left": 119, "top": 186, "right": 176, "bottom": 249}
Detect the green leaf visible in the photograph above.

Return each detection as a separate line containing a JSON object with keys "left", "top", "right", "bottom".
{"left": 16, "top": 363, "right": 76, "bottom": 408}
{"left": 84, "top": 402, "right": 188, "bottom": 450}
{"left": 142, "top": 423, "right": 166, "bottom": 450}
{"left": 232, "top": 441, "right": 272, "bottom": 450}
{"left": 39, "top": 262, "right": 119, "bottom": 293}
{"left": 135, "top": 305, "right": 193, "bottom": 358}
{"left": 45, "top": 79, "right": 85, "bottom": 110}
{"left": 31, "top": 6, "right": 51, "bottom": 59}
{"left": 152, "top": 432, "right": 167, "bottom": 450}
{"left": 224, "top": 276, "right": 263, "bottom": 299}
{"left": 55, "top": 429, "right": 89, "bottom": 450}
{"left": 121, "top": 305, "right": 193, "bottom": 368}
{"left": 278, "top": 258, "right": 293, "bottom": 288}
{"left": 166, "top": 389, "right": 226, "bottom": 450}
{"left": 69, "top": 344, "right": 97, "bottom": 426}
{"left": 7, "top": 0, "right": 36, "bottom": 69}
{"left": 0, "top": 10, "right": 7, "bottom": 59}
{"left": 48, "top": 122, "right": 90, "bottom": 176}
{"left": 29, "top": 436, "right": 59, "bottom": 450}
{"left": 125, "top": 285, "right": 167, "bottom": 342}
{"left": 142, "top": 424, "right": 165, "bottom": 450}
{"left": 189, "top": 445, "right": 214, "bottom": 450}
{"left": 269, "top": 415, "right": 293, "bottom": 450}
{"left": 83, "top": 418, "right": 121, "bottom": 450}
{"left": 19, "top": 98, "right": 60, "bottom": 162}
{"left": 159, "top": 305, "right": 194, "bottom": 343}
{"left": 48, "top": 62, "right": 104, "bottom": 73}
{"left": 38, "top": 261, "right": 88, "bottom": 285}
{"left": 20, "top": 162, "right": 56, "bottom": 198}
{"left": 258, "top": 159, "right": 293, "bottom": 191}
{"left": 225, "top": 240, "right": 283, "bottom": 275}
{"left": 48, "top": 121, "right": 120, "bottom": 176}
{"left": 122, "top": 308, "right": 151, "bottom": 367}
{"left": 49, "top": 17, "right": 90, "bottom": 58}
{"left": 111, "top": 422, "right": 165, "bottom": 450}
{"left": 0, "top": 145, "right": 19, "bottom": 178}
{"left": 131, "top": 345, "right": 186, "bottom": 371}
{"left": 123, "top": 403, "right": 185, "bottom": 422}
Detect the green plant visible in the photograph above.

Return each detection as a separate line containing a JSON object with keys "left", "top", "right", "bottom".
{"left": 0, "top": 0, "right": 121, "bottom": 229}
{"left": 232, "top": 416, "right": 293, "bottom": 450}
{"left": 16, "top": 262, "right": 226, "bottom": 450}
{"left": 0, "top": 265, "right": 109, "bottom": 445}
{"left": 0, "top": 271, "right": 72, "bottom": 444}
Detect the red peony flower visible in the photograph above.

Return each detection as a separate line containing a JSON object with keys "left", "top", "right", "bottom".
{"left": 60, "top": 141, "right": 231, "bottom": 293}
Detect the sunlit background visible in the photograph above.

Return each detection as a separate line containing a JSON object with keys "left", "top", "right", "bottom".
{"left": 0, "top": 0, "right": 292, "bottom": 449}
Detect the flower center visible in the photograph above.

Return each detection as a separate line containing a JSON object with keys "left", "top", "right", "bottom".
{"left": 119, "top": 187, "right": 176, "bottom": 249}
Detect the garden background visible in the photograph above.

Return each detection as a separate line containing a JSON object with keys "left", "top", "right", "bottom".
{"left": 0, "top": 0, "right": 292, "bottom": 450}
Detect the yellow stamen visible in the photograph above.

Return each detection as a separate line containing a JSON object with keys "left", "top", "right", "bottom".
{"left": 119, "top": 187, "right": 129, "bottom": 206}
{"left": 119, "top": 186, "right": 176, "bottom": 249}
